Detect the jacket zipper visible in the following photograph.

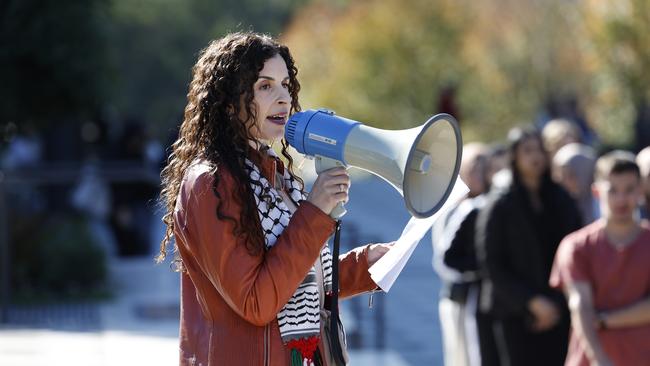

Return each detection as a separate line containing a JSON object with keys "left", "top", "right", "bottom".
{"left": 264, "top": 323, "right": 270, "bottom": 366}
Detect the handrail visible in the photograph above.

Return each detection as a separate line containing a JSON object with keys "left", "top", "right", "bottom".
{"left": 0, "top": 162, "right": 160, "bottom": 185}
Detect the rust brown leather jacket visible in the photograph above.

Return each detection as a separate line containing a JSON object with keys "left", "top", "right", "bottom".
{"left": 173, "top": 153, "right": 378, "bottom": 365}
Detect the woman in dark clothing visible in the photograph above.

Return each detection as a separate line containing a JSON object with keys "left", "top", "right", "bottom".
{"left": 475, "top": 127, "right": 582, "bottom": 366}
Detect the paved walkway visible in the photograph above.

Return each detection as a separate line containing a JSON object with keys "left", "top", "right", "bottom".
{"left": 0, "top": 174, "right": 442, "bottom": 365}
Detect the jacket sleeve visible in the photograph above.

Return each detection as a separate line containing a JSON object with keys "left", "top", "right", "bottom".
{"left": 339, "top": 244, "right": 378, "bottom": 299}
{"left": 444, "top": 209, "right": 480, "bottom": 275}
{"left": 181, "top": 169, "right": 335, "bottom": 326}
{"left": 476, "top": 196, "right": 535, "bottom": 316}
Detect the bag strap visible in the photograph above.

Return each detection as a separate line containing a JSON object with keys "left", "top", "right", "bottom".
{"left": 327, "top": 220, "right": 346, "bottom": 365}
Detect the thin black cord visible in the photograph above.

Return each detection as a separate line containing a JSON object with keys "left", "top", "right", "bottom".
{"left": 329, "top": 219, "right": 346, "bottom": 365}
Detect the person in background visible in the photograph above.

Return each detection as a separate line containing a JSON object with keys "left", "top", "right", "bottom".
{"left": 433, "top": 142, "right": 499, "bottom": 366}
{"left": 636, "top": 146, "right": 650, "bottom": 218}
{"left": 476, "top": 127, "right": 582, "bottom": 366}
{"left": 552, "top": 143, "right": 598, "bottom": 225}
{"left": 542, "top": 118, "right": 581, "bottom": 161}
{"left": 485, "top": 144, "right": 510, "bottom": 191}
{"left": 110, "top": 118, "right": 159, "bottom": 256}
{"left": 550, "top": 151, "right": 650, "bottom": 366}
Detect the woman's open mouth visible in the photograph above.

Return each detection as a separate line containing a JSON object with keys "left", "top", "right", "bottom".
{"left": 267, "top": 113, "right": 287, "bottom": 125}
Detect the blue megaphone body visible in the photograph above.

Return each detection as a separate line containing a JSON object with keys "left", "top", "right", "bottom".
{"left": 286, "top": 109, "right": 360, "bottom": 165}
{"left": 285, "top": 109, "right": 462, "bottom": 219}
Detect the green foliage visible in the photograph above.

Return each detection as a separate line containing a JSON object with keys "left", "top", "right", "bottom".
{"left": 107, "top": 0, "right": 309, "bottom": 138}
{"left": 0, "top": 0, "right": 308, "bottom": 137}
{"left": 581, "top": 0, "right": 650, "bottom": 147}
{"left": 12, "top": 214, "right": 108, "bottom": 303}
{"left": 0, "top": 0, "right": 113, "bottom": 127}
{"left": 284, "top": 0, "right": 650, "bottom": 147}
{"left": 3, "top": 0, "right": 647, "bottom": 148}
{"left": 285, "top": 0, "right": 467, "bottom": 130}
{"left": 597, "top": 0, "right": 650, "bottom": 103}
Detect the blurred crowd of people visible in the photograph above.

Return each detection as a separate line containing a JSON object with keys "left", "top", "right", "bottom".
{"left": 433, "top": 118, "right": 650, "bottom": 366}
{"left": 2, "top": 115, "right": 170, "bottom": 258}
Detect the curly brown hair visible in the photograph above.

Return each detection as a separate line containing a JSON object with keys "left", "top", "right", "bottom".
{"left": 157, "top": 32, "right": 302, "bottom": 263}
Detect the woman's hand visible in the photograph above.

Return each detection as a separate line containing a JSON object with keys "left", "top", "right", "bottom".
{"left": 527, "top": 295, "right": 560, "bottom": 332}
{"left": 307, "top": 167, "right": 350, "bottom": 215}
{"left": 367, "top": 242, "right": 394, "bottom": 267}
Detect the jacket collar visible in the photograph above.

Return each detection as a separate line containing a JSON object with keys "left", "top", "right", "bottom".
{"left": 248, "top": 145, "right": 286, "bottom": 187}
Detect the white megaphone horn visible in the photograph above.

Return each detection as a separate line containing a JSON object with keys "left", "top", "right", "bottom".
{"left": 285, "top": 109, "right": 462, "bottom": 219}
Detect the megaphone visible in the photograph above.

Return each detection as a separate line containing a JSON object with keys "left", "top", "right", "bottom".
{"left": 285, "top": 109, "right": 462, "bottom": 219}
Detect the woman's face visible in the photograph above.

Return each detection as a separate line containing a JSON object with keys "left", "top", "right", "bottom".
{"left": 249, "top": 54, "right": 292, "bottom": 142}
{"left": 461, "top": 156, "right": 487, "bottom": 196}
{"left": 515, "top": 136, "right": 547, "bottom": 181}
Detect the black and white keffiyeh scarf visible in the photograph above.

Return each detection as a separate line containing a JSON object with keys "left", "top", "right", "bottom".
{"left": 244, "top": 149, "right": 333, "bottom": 365}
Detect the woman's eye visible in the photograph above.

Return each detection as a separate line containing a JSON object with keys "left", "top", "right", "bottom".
{"left": 259, "top": 83, "right": 270, "bottom": 91}
{"left": 282, "top": 82, "right": 290, "bottom": 89}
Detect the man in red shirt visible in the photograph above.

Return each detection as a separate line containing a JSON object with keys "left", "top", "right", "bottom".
{"left": 550, "top": 150, "right": 650, "bottom": 366}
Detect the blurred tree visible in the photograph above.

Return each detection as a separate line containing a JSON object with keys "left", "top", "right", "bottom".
{"left": 284, "top": 0, "right": 594, "bottom": 141}
{"left": 284, "top": 0, "right": 647, "bottom": 146}
{"left": 284, "top": 0, "right": 468, "bottom": 132}
{"left": 108, "top": 0, "right": 308, "bottom": 139}
{"left": 0, "top": 0, "right": 308, "bottom": 138}
{"left": 0, "top": 0, "right": 112, "bottom": 130}
{"left": 3, "top": 0, "right": 646, "bottom": 148}
{"left": 12, "top": 214, "right": 108, "bottom": 302}
{"left": 458, "top": 0, "right": 596, "bottom": 142}
{"left": 583, "top": 0, "right": 650, "bottom": 150}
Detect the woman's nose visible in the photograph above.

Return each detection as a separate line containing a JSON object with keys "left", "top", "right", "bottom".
{"left": 277, "top": 87, "right": 290, "bottom": 104}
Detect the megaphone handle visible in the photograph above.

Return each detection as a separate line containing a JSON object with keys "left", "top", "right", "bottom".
{"left": 314, "top": 156, "right": 348, "bottom": 219}
{"left": 329, "top": 202, "right": 347, "bottom": 219}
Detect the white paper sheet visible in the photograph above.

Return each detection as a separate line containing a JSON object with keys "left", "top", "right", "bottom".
{"left": 368, "top": 179, "right": 469, "bottom": 292}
